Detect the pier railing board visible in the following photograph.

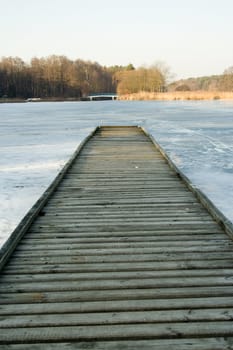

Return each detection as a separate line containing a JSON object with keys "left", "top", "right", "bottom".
{"left": 0, "top": 125, "right": 233, "bottom": 348}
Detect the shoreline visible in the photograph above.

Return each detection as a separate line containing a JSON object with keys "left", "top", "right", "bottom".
{"left": 1, "top": 91, "right": 233, "bottom": 103}
{"left": 0, "top": 98, "right": 82, "bottom": 104}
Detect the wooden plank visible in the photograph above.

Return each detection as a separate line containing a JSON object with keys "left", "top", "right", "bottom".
{"left": 2, "top": 296, "right": 233, "bottom": 315}
{"left": 1, "top": 308, "right": 233, "bottom": 328}
{"left": 2, "top": 268, "right": 233, "bottom": 284}
{"left": 14, "top": 234, "right": 227, "bottom": 244}
{"left": 5, "top": 259, "right": 233, "bottom": 274}
{"left": 1, "top": 322, "right": 233, "bottom": 343}
{"left": 28, "top": 225, "right": 222, "bottom": 233}
{"left": 11, "top": 245, "right": 233, "bottom": 259}
{"left": 7, "top": 252, "right": 233, "bottom": 264}
{"left": 15, "top": 239, "right": 229, "bottom": 250}
{"left": 13, "top": 243, "right": 232, "bottom": 256}
{"left": 2, "top": 286, "right": 233, "bottom": 304}
{"left": 1, "top": 338, "right": 233, "bottom": 350}
{"left": 1, "top": 276, "right": 233, "bottom": 294}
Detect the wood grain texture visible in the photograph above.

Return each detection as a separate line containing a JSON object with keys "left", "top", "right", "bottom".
{"left": 0, "top": 126, "right": 233, "bottom": 348}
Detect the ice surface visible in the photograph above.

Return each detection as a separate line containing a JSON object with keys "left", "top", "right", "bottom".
{"left": 0, "top": 100, "right": 233, "bottom": 247}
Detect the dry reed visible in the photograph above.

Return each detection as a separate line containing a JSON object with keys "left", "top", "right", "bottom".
{"left": 118, "top": 91, "right": 233, "bottom": 101}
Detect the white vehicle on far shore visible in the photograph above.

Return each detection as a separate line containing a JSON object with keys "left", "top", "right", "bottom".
{"left": 26, "top": 98, "right": 41, "bottom": 102}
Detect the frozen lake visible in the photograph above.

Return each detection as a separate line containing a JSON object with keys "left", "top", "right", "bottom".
{"left": 0, "top": 100, "right": 233, "bottom": 247}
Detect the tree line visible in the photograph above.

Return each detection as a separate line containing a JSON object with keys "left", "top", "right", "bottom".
{"left": 168, "top": 66, "right": 233, "bottom": 92}
{"left": 0, "top": 56, "right": 115, "bottom": 99}
{"left": 1, "top": 55, "right": 232, "bottom": 99}
{"left": 0, "top": 56, "right": 168, "bottom": 99}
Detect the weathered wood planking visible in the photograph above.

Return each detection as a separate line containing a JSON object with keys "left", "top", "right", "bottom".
{"left": 0, "top": 125, "right": 233, "bottom": 349}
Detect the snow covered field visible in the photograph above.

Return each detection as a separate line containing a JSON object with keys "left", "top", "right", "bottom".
{"left": 0, "top": 100, "right": 233, "bottom": 247}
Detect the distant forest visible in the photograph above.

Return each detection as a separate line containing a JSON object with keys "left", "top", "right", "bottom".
{"left": 168, "top": 66, "right": 233, "bottom": 93}
{"left": 0, "top": 56, "right": 166, "bottom": 99}
{"left": 0, "top": 55, "right": 233, "bottom": 99}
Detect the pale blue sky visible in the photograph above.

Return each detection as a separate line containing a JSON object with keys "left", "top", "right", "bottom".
{"left": 1, "top": 0, "right": 233, "bottom": 79}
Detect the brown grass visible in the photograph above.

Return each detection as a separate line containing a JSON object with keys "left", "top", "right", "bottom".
{"left": 118, "top": 91, "right": 233, "bottom": 101}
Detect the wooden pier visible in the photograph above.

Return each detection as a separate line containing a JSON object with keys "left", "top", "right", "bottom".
{"left": 1, "top": 126, "right": 233, "bottom": 349}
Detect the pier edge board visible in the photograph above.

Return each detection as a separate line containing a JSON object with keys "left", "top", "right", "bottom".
{"left": 141, "top": 126, "right": 233, "bottom": 241}
{"left": 0, "top": 127, "right": 99, "bottom": 270}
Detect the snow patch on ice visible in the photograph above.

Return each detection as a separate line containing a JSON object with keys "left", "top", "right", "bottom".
{"left": 0, "top": 161, "right": 64, "bottom": 172}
